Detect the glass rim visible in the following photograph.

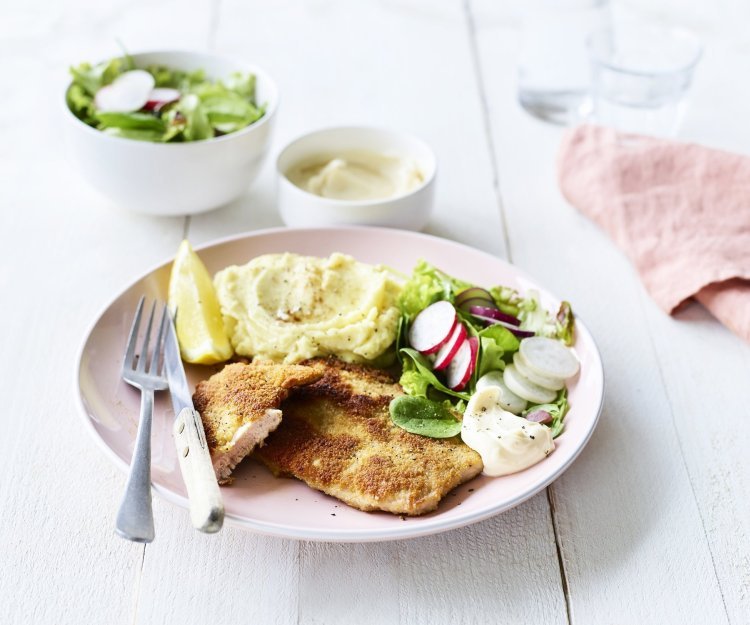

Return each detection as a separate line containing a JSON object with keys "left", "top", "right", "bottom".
{"left": 587, "top": 24, "right": 704, "bottom": 78}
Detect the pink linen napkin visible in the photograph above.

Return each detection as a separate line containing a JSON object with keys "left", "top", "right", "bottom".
{"left": 557, "top": 125, "right": 750, "bottom": 342}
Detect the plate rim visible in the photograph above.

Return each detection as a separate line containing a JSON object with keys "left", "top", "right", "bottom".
{"left": 75, "top": 225, "right": 605, "bottom": 542}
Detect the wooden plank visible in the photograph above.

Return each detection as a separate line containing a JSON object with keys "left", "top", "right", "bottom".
{"left": 298, "top": 542, "right": 401, "bottom": 625}
{"left": 398, "top": 494, "right": 567, "bottom": 625}
{"left": 0, "top": 1, "right": 213, "bottom": 623}
{"left": 137, "top": 506, "right": 299, "bottom": 625}
{"left": 635, "top": 27, "right": 750, "bottom": 622}
{"left": 469, "top": 1, "right": 734, "bottom": 622}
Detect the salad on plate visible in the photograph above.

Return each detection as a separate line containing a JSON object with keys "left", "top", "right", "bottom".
{"left": 389, "top": 260, "right": 579, "bottom": 476}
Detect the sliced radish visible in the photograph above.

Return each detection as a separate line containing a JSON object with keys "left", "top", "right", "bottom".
{"left": 144, "top": 87, "right": 181, "bottom": 111}
{"left": 95, "top": 69, "right": 155, "bottom": 113}
{"left": 434, "top": 322, "right": 467, "bottom": 371}
{"left": 513, "top": 352, "right": 565, "bottom": 391}
{"left": 503, "top": 364, "right": 557, "bottom": 404}
{"left": 468, "top": 305, "right": 520, "bottom": 326}
{"left": 408, "top": 301, "right": 457, "bottom": 354}
{"left": 455, "top": 287, "right": 495, "bottom": 308}
{"left": 446, "top": 336, "right": 478, "bottom": 391}
{"left": 519, "top": 336, "right": 580, "bottom": 380}
{"left": 476, "top": 370, "right": 527, "bottom": 414}
{"left": 472, "top": 314, "right": 535, "bottom": 338}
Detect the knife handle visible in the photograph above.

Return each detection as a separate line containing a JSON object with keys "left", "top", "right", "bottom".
{"left": 173, "top": 407, "right": 224, "bottom": 533}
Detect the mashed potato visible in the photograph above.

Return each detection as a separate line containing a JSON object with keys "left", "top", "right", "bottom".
{"left": 214, "top": 252, "right": 401, "bottom": 364}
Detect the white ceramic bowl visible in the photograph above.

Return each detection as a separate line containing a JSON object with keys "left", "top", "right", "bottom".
{"left": 276, "top": 127, "right": 436, "bottom": 230}
{"left": 63, "top": 50, "right": 278, "bottom": 216}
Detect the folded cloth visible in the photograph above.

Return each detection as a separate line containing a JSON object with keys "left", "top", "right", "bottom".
{"left": 557, "top": 125, "right": 750, "bottom": 342}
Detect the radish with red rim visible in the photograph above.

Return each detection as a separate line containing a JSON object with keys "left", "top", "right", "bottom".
{"left": 446, "top": 336, "right": 479, "bottom": 391}
{"left": 144, "top": 87, "right": 181, "bottom": 111}
{"left": 433, "top": 322, "right": 467, "bottom": 371}
{"left": 94, "top": 70, "right": 155, "bottom": 113}
{"left": 408, "top": 301, "right": 457, "bottom": 355}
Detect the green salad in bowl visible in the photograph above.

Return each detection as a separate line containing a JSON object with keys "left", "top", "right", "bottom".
{"left": 66, "top": 54, "right": 266, "bottom": 143}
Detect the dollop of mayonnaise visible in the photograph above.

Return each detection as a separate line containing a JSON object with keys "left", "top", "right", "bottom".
{"left": 461, "top": 386, "right": 554, "bottom": 477}
{"left": 286, "top": 150, "right": 424, "bottom": 201}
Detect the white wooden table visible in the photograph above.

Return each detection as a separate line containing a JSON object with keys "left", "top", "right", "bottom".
{"left": 3, "top": 1, "right": 748, "bottom": 623}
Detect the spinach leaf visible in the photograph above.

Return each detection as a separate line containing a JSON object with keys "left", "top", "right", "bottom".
{"left": 101, "top": 127, "right": 166, "bottom": 142}
{"left": 390, "top": 395, "right": 462, "bottom": 438}
{"left": 95, "top": 112, "right": 166, "bottom": 131}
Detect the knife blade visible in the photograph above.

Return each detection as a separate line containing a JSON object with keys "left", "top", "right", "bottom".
{"left": 164, "top": 313, "right": 224, "bottom": 533}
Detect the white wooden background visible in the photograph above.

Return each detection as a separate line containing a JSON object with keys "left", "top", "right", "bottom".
{"left": 2, "top": 0, "right": 749, "bottom": 623}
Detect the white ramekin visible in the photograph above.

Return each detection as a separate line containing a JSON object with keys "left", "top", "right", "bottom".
{"left": 276, "top": 126, "right": 436, "bottom": 231}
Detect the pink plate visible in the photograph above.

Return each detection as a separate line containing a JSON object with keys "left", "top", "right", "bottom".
{"left": 76, "top": 226, "right": 604, "bottom": 542}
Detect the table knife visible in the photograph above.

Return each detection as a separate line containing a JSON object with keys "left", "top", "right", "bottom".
{"left": 164, "top": 314, "right": 224, "bottom": 533}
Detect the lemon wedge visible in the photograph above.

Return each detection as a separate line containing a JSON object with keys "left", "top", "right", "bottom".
{"left": 168, "top": 240, "right": 233, "bottom": 364}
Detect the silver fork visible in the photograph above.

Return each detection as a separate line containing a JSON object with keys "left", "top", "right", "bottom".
{"left": 115, "top": 297, "right": 169, "bottom": 543}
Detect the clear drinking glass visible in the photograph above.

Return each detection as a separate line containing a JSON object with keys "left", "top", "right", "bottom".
{"left": 587, "top": 24, "right": 703, "bottom": 136}
{"left": 518, "top": 0, "right": 611, "bottom": 125}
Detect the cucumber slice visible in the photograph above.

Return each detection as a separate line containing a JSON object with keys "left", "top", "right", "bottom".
{"left": 476, "top": 371, "right": 527, "bottom": 414}
{"left": 513, "top": 352, "right": 565, "bottom": 391}
{"left": 519, "top": 336, "right": 580, "bottom": 380}
{"left": 503, "top": 364, "right": 557, "bottom": 404}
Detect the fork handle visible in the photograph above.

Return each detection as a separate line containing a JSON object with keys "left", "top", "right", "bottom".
{"left": 173, "top": 408, "right": 224, "bottom": 533}
{"left": 115, "top": 389, "right": 155, "bottom": 543}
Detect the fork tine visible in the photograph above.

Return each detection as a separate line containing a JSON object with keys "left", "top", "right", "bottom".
{"left": 149, "top": 304, "right": 169, "bottom": 376}
{"left": 136, "top": 301, "right": 157, "bottom": 373}
{"left": 123, "top": 296, "right": 145, "bottom": 373}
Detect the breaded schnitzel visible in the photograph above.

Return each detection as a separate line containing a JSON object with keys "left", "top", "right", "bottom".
{"left": 255, "top": 358, "right": 483, "bottom": 516}
{"left": 193, "top": 361, "right": 323, "bottom": 484}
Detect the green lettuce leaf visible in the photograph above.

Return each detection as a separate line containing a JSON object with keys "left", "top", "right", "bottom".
{"left": 201, "top": 92, "right": 263, "bottom": 133}
{"left": 398, "top": 259, "right": 472, "bottom": 320}
{"left": 555, "top": 301, "right": 575, "bottom": 346}
{"left": 146, "top": 65, "right": 205, "bottom": 91}
{"left": 66, "top": 84, "right": 95, "bottom": 123}
{"left": 399, "top": 348, "right": 470, "bottom": 402}
{"left": 69, "top": 56, "right": 133, "bottom": 96}
{"left": 524, "top": 388, "right": 569, "bottom": 438}
{"left": 489, "top": 285, "right": 523, "bottom": 317}
{"left": 178, "top": 94, "right": 213, "bottom": 141}
{"left": 477, "top": 324, "right": 519, "bottom": 378}
{"left": 223, "top": 71, "right": 256, "bottom": 100}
